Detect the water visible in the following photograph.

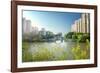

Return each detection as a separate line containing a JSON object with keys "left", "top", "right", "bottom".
{"left": 22, "top": 41, "right": 89, "bottom": 62}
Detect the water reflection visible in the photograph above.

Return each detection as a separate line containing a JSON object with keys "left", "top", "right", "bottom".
{"left": 25, "top": 41, "right": 87, "bottom": 60}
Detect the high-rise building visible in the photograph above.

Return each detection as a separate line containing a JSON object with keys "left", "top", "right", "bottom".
{"left": 22, "top": 18, "right": 32, "bottom": 34}
{"left": 86, "top": 13, "right": 90, "bottom": 33}
{"left": 77, "top": 20, "right": 79, "bottom": 32}
{"left": 81, "top": 13, "right": 90, "bottom": 33}
{"left": 71, "top": 13, "right": 90, "bottom": 33}
{"left": 71, "top": 24, "right": 75, "bottom": 32}
{"left": 25, "top": 20, "right": 31, "bottom": 33}
{"left": 22, "top": 18, "right": 26, "bottom": 34}
{"left": 31, "top": 26, "right": 39, "bottom": 35}
{"left": 79, "top": 18, "right": 82, "bottom": 32}
{"left": 71, "top": 21, "right": 77, "bottom": 32}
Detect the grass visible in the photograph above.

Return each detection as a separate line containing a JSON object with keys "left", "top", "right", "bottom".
{"left": 31, "top": 44, "right": 67, "bottom": 61}
{"left": 32, "top": 47, "right": 53, "bottom": 61}
{"left": 22, "top": 41, "right": 67, "bottom": 62}
{"left": 22, "top": 42, "right": 33, "bottom": 62}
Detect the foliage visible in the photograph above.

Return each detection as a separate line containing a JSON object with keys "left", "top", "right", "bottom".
{"left": 64, "top": 32, "right": 90, "bottom": 42}
{"left": 71, "top": 36, "right": 90, "bottom": 60}
{"left": 22, "top": 42, "right": 33, "bottom": 62}
{"left": 22, "top": 42, "right": 30, "bottom": 50}
{"left": 64, "top": 32, "right": 75, "bottom": 39}
{"left": 22, "top": 50, "right": 33, "bottom": 62}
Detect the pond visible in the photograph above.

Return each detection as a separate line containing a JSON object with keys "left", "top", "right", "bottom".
{"left": 22, "top": 41, "right": 90, "bottom": 62}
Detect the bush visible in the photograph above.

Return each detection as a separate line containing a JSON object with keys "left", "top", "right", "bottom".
{"left": 65, "top": 32, "right": 75, "bottom": 39}
{"left": 64, "top": 32, "right": 90, "bottom": 42}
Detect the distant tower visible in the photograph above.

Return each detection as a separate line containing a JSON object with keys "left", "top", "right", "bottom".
{"left": 22, "top": 18, "right": 26, "bottom": 34}
{"left": 71, "top": 13, "right": 90, "bottom": 33}
{"left": 31, "top": 26, "right": 39, "bottom": 35}
{"left": 86, "top": 13, "right": 90, "bottom": 33}
{"left": 22, "top": 18, "right": 31, "bottom": 34}
{"left": 81, "top": 13, "right": 90, "bottom": 33}
{"left": 25, "top": 20, "right": 31, "bottom": 33}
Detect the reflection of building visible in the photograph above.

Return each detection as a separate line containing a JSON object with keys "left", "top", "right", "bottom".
{"left": 22, "top": 18, "right": 31, "bottom": 34}
{"left": 71, "top": 13, "right": 90, "bottom": 33}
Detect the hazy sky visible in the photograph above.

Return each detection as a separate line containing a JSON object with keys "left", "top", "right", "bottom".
{"left": 23, "top": 10, "right": 81, "bottom": 35}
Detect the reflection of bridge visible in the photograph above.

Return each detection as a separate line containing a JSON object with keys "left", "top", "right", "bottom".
{"left": 54, "top": 35, "right": 63, "bottom": 42}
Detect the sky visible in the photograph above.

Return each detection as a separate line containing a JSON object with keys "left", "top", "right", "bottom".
{"left": 23, "top": 10, "right": 81, "bottom": 35}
